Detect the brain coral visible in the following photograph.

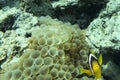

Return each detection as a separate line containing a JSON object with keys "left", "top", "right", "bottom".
{"left": 0, "top": 16, "right": 89, "bottom": 80}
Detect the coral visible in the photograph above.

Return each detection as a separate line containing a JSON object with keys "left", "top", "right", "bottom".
{"left": 79, "top": 49, "right": 88, "bottom": 64}
{"left": 0, "top": 7, "right": 20, "bottom": 32}
{"left": 51, "top": 0, "right": 79, "bottom": 8}
{"left": 86, "top": 0, "right": 120, "bottom": 52}
{"left": 102, "top": 61, "right": 120, "bottom": 80}
{"left": 19, "top": 0, "right": 54, "bottom": 16}
{"left": 0, "top": 16, "right": 89, "bottom": 79}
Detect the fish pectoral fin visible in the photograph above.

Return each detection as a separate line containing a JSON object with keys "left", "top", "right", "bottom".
{"left": 98, "top": 54, "right": 102, "bottom": 65}
{"left": 80, "top": 68, "right": 92, "bottom": 76}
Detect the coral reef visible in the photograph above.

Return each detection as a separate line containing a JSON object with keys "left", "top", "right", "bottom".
{"left": 102, "top": 61, "right": 120, "bottom": 80}
{"left": 18, "top": 0, "right": 107, "bottom": 29}
{"left": 0, "top": 0, "right": 120, "bottom": 80}
{"left": 0, "top": 16, "right": 89, "bottom": 79}
{"left": 19, "top": 0, "right": 54, "bottom": 16}
{"left": 0, "top": 8, "right": 34, "bottom": 70}
{"left": 85, "top": 0, "right": 120, "bottom": 79}
{"left": 86, "top": 0, "right": 120, "bottom": 52}
{"left": 51, "top": 0, "right": 79, "bottom": 8}
{"left": 0, "top": 0, "right": 19, "bottom": 9}
{"left": 0, "top": 7, "right": 20, "bottom": 32}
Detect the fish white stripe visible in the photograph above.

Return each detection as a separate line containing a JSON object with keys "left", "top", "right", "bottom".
{"left": 89, "top": 54, "right": 97, "bottom": 75}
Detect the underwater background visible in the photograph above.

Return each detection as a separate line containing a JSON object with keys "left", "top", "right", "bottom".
{"left": 0, "top": 0, "right": 120, "bottom": 80}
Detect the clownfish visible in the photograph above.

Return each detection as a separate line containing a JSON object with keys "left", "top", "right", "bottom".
{"left": 80, "top": 50, "right": 103, "bottom": 80}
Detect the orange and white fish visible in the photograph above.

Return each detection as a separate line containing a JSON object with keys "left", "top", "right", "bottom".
{"left": 80, "top": 50, "right": 103, "bottom": 80}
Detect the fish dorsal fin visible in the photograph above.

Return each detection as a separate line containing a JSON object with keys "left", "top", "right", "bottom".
{"left": 90, "top": 49, "right": 95, "bottom": 55}
{"left": 98, "top": 54, "right": 102, "bottom": 65}
{"left": 90, "top": 49, "right": 102, "bottom": 65}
